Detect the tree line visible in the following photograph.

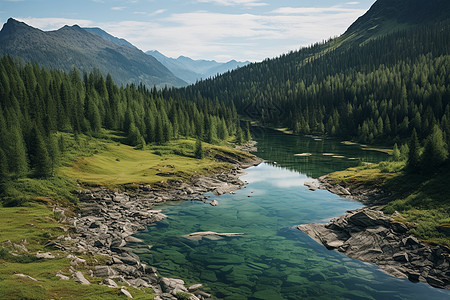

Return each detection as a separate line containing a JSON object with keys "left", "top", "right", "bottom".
{"left": 0, "top": 56, "right": 248, "bottom": 180}
{"left": 172, "top": 21, "right": 450, "bottom": 172}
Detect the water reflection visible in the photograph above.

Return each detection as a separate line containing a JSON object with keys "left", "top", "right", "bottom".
{"left": 252, "top": 129, "right": 387, "bottom": 178}
{"left": 133, "top": 130, "right": 450, "bottom": 299}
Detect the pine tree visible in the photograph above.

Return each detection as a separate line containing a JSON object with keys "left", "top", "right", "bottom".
{"left": 31, "top": 126, "right": 51, "bottom": 178}
{"left": 407, "top": 129, "right": 421, "bottom": 172}
{"left": 194, "top": 138, "right": 203, "bottom": 159}
{"left": 8, "top": 127, "right": 28, "bottom": 176}
{"left": 47, "top": 134, "right": 59, "bottom": 176}
{"left": 244, "top": 121, "right": 251, "bottom": 142}
{"left": 421, "top": 125, "right": 448, "bottom": 171}
{"left": 392, "top": 143, "right": 401, "bottom": 161}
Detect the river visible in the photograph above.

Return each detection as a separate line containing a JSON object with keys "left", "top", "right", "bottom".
{"left": 133, "top": 129, "right": 450, "bottom": 299}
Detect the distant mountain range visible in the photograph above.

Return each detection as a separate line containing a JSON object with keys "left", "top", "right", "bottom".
{"left": 82, "top": 27, "right": 250, "bottom": 84}
{"left": 146, "top": 50, "right": 250, "bottom": 85}
{"left": 0, "top": 18, "right": 186, "bottom": 88}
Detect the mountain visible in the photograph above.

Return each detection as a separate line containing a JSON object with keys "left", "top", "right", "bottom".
{"left": 342, "top": 0, "right": 450, "bottom": 45}
{"left": 0, "top": 18, "right": 186, "bottom": 88}
{"left": 146, "top": 50, "right": 250, "bottom": 84}
{"left": 83, "top": 27, "right": 137, "bottom": 49}
{"left": 175, "top": 0, "right": 450, "bottom": 145}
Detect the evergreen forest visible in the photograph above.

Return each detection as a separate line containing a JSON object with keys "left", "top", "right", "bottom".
{"left": 174, "top": 21, "right": 450, "bottom": 171}
{"left": 0, "top": 55, "right": 245, "bottom": 181}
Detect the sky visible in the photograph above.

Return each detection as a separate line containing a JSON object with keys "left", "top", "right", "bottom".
{"left": 0, "top": 0, "right": 376, "bottom": 62}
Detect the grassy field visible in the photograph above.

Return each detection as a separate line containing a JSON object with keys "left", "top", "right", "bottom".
{"left": 60, "top": 138, "right": 251, "bottom": 188}
{"left": 0, "top": 131, "right": 253, "bottom": 299}
{"left": 326, "top": 161, "right": 450, "bottom": 246}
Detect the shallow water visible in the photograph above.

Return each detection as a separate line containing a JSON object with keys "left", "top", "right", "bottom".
{"left": 134, "top": 130, "right": 450, "bottom": 299}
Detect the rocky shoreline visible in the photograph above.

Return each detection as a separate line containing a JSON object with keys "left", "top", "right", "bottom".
{"left": 50, "top": 150, "right": 262, "bottom": 299}
{"left": 300, "top": 176, "right": 450, "bottom": 290}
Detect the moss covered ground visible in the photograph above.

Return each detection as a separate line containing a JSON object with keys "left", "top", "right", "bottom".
{"left": 326, "top": 161, "right": 450, "bottom": 246}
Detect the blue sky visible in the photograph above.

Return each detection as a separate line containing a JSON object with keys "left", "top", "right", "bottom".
{"left": 0, "top": 0, "right": 376, "bottom": 62}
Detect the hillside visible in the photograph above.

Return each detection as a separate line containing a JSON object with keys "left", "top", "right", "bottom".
{"left": 0, "top": 18, "right": 186, "bottom": 88}
{"left": 147, "top": 50, "right": 249, "bottom": 85}
{"left": 175, "top": 0, "right": 450, "bottom": 146}
{"left": 83, "top": 27, "right": 137, "bottom": 50}
{"left": 343, "top": 0, "right": 450, "bottom": 45}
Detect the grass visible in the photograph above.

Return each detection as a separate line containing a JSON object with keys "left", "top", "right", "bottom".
{"left": 341, "top": 140, "right": 393, "bottom": 155}
{"left": 0, "top": 203, "right": 155, "bottom": 299}
{"left": 326, "top": 161, "right": 450, "bottom": 246}
{"left": 0, "top": 130, "right": 254, "bottom": 299}
{"left": 60, "top": 138, "right": 252, "bottom": 188}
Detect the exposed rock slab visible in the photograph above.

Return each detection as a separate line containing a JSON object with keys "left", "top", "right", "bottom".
{"left": 298, "top": 207, "right": 450, "bottom": 289}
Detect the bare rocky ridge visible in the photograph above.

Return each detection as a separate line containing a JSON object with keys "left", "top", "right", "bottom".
{"left": 300, "top": 176, "right": 450, "bottom": 290}
{"left": 49, "top": 150, "right": 262, "bottom": 299}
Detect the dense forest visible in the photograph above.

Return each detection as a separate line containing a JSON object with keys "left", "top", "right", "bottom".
{"left": 175, "top": 22, "right": 450, "bottom": 151}
{"left": 0, "top": 55, "right": 245, "bottom": 180}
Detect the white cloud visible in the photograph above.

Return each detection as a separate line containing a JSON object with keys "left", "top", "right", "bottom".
{"left": 16, "top": 17, "right": 94, "bottom": 31}
{"left": 149, "top": 9, "right": 167, "bottom": 16}
{"left": 112, "top": 6, "right": 126, "bottom": 11}
{"left": 346, "top": 2, "right": 360, "bottom": 5}
{"left": 271, "top": 6, "right": 363, "bottom": 15}
{"left": 13, "top": 4, "right": 367, "bottom": 62}
{"left": 196, "top": 0, "right": 268, "bottom": 7}
{"left": 101, "top": 7, "right": 365, "bottom": 61}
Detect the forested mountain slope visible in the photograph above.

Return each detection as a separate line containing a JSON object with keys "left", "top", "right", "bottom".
{"left": 175, "top": 0, "right": 450, "bottom": 148}
{"left": 0, "top": 56, "right": 242, "bottom": 179}
{"left": 0, "top": 18, "right": 186, "bottom": 88}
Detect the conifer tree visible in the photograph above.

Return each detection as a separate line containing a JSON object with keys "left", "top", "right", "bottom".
{"left": 47, "top": 134, "right": 59, "bottom": 176}
{"left": 31, "top": 126, "right": 51, "bottom": 178}
{"left": 421, "top": 125, "right": 448, "bottom": 171}
{"left": 407, "top": 129, "right": 421, "bottom": 172}
{"left": 392, "top": 143, "right": 401, "bottom": 161}
{"left": 195, "top": 138, "right": 203, "bottom": 159}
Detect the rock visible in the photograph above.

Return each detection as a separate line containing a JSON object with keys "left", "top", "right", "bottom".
{"left": 128, "top": 278, "right": 151, "bottom": 288}
{"left": 407, "top": 272, "right": 421, "bottom": 282}
{"left": 402, "top": 236, "right": 420, "bottom": 247}
{"left": 194, "top": 290, "right": 211, "bottom": 298}
{"left": 210, "top": 200, "right": 219, "bottom": 206}
{"left": 36, "top": 252, "right": 55, "bottom": 259}
{"left": 390, "top": 222, "right": 409, "bottom": 233}
{"left": 125, "top": 236, "right": 144, "bottom": 243}
{"left": 160, "top": 277, "right": 187, "bottom": 294}
{"left": 188, "top": 284, "right": 203, "bottom": 292}
{"left": 393, "top": 252, "right": 409, "bottom": 262}
{"left": 304, "top": 180, "right": 319, "bottom": 191}
{"left": 347, "top": 209, "right": 390, "bottom": 228}
{"left": 56, "top": 273, "right": 70, "bottom": 280}
{"left": 120, "top": 287, "right": 133, "bottom": 298}
{"left": 93, "top": 266, "right": 115, "bottom": 278}
{"left": 119, "top": 254, "right": 140, "bottom": 266}
{"left": 73, "top": 271, "right": 90, "bottom": 285}
{"left": 14, "top": 274, "right": 37, "bottom": 281}
{"left": 104, "top": 278, "right": 118, "bottom": 288}
{"left": 185, "top": 231, "right": 245, "bottom": 238}
{"left": 426, "top": 276, "right": 445, "bottom": 288}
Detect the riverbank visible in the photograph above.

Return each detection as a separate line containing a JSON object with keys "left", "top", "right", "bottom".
{"left": 0, "top": 133, "right": 262, "bottom": 299}
{"left": 300, "top": 168, "right": 450, "bottom": 289}
{"left": 53, "top": 149, "right": 262, "bottom": 299}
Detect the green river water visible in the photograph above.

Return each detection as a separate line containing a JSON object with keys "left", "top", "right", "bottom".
{"left": 133, "top": 129, "right": 450, "bottom": 299}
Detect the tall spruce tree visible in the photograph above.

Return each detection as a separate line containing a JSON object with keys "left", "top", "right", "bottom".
{"left": 195, "top": 138, "right": 203, "bottom": 159}
{"left": 30, "top": 126, "right": 51, "bottom": 178}
{"left": 421, "top": 125, "right": 448, "bottom": 171}
{"left": 407, "top": 129, "right": 421, "bottom": 172}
